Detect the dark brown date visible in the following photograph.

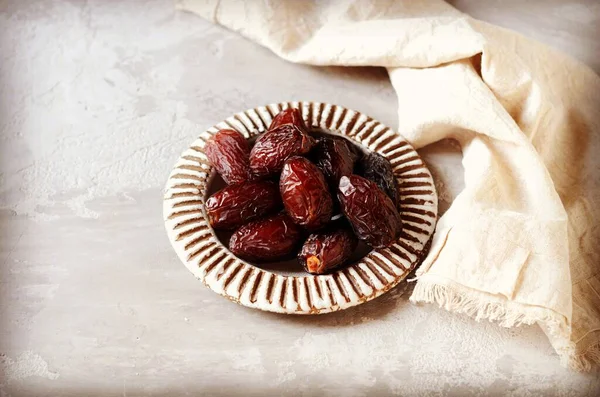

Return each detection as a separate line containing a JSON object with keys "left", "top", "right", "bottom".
{"left": 269, "top": 107, "right": 308, "bottom": 132}
{"left": 205, "top": 129, "right": 251, "bottom": 185}
{"left": 280, "top": 156, "right": 333, "bottom": 230}
{"left": 338, "top": 175, "right": 401, "bottom": 248}
{"left": 229, "top": 213, "right": 302, "bottom": 262}
{"left": 205, "top": 181, "right": 281, "bottom": 230}
{"left": 357, "top": 152, "right": 400, "bottom": 209}
{"left": 312, "top": 136, "right": 359, "bottom": 188}
{"left": 250, "top": 125, "right": 315, "bottom": 178}
{"left": 298, "top": 226, "right": 358, "bottom": 275}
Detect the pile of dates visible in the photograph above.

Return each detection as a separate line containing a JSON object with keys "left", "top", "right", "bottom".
{"left": 205, "top": 108, "right": 402, "bottom": 275}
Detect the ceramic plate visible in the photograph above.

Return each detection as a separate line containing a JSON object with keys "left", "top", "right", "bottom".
{"left": 163, "top": 102, "right": 437, "bottom": 314}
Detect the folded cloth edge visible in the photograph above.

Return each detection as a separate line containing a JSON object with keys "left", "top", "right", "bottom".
{"left": 410, "top": 275, "right": 582, "bottom": 368}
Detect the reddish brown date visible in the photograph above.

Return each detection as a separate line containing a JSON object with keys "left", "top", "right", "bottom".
{"left": 250, "top": 125, "right": 315, "bottom": 178}
{"left": 298, "top": 226, "right": 358, "bottom": 274}
{"left": 280, "top": 157, "right": 333, "bottom": 230}
{"left": 269, "top": 107, "right": 308, "bottom": 132}
{"left": 229, "top": 213, "right": 302, "bottom": 261}
{"left": 357, "top": 152, "right": 400, "bottom": 209}
{"left": 205, "top": 129, "right": 251, "bottom": 185}
{"left": 312, "top": 136, "right": 359, "bottom": 187}
{"left": 205, "top": 181, "right": 281, "bottom": 230}
{"left": 338, "top": 175, "right": 402, "bottom": 248}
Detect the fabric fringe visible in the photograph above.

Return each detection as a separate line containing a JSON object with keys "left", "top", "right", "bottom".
{"left": 568, "top": 339, "right": 600, "bottom": 372}
{"left": 410, "top": 278, "right": 598, "bottom": 372}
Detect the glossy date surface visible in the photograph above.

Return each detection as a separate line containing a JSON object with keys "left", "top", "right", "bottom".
{"left": 269, "top": 107, "right": 308, "bottom": 132}
{"left": 357, "top": 152, "right": 400, "bottom": 209}
{"left": 338, "top": 175, "right": 402, "bottom": 248}
{"left": 205, "top": 129, "right": 251, "bottom": 185}
{"left": 298, "top": 225, "right": 358, "bottom": 275}
{"left": 205, "top": 180, "right": 281, "bottom": 230}
{"left": 312, "top": 136, "right": 359, "bottom": 188}
{"left": 280, "top": 156, "right": 333, "bottom": 230}
{"left": 249, "top": 125, "right": 315, "bottom": 178}
{"left": 229, "top": 213, "right": 303, "bottom": 262}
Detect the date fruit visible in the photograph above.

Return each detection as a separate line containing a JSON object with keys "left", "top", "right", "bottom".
{"left": 357, "top": 152, "right": 400, "bottom": 209}
{"left": 298, "top": 225, "right": 358, "bottom": 275}
{"left": 280, "top": 157, "right": 333, "bottom": 230}
{"left": 205, "top": 181, "right": 281, "bottom": 230}
{"left": 338, "top": 175, "right": 402, "bottom": 248}
{"left": 250, "top": 125, "right": 315, "bottom": 178}
{"left": 205, "top": 129, "right": 251, "bottom": 185}
{"left": 204, "top": 130, "right": 250, "bottom": 185}
{"left": 269, "top": 107, "right": 308, "bottom": 132}
{"left": 312, "top": 136, "right": 359, "bottom": 187}
{"left": 229, "top": 213, "right": 302, "bottom": 261}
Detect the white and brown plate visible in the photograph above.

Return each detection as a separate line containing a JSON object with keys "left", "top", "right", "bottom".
{"left": 163, "top": 102, "right": 437, "bottom": 314}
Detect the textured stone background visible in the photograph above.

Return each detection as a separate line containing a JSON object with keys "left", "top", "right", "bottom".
{"left": 1, "top": 0, "right": 599, "bottom": 395}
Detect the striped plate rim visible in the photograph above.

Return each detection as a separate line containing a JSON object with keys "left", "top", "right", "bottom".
{"left": 163, "top": 102, "right": 438, "bottom": 314}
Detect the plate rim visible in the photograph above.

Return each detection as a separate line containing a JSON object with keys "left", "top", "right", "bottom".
{"left": 163, "top": 101, "right": 438, "bottom": 315}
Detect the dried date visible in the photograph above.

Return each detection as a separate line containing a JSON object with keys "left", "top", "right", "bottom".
{"left": 269, "top": 107, "right": 308, "bottom": 132}
{"left": 298, "top": 225, "right": 358, "bottom": 275}
{"left": 280, "top": 156, "right": 333, "bottom": 230}
{"left": 205, "top": 181, "right": 281, "bottom": 230}
{"left": 357, "top": 152, "right": 400, "bottom": 209}
{"left": 312, "top": 136, "right": 359, "bottom": 188}
{"left": 338, "top": 175, "right": 401, "bottom": 248}
{"left": 250, "top": 125, "right": 315, "bottom": 178}
{"left": 204, "top": 129, "right": 251, "bottom": 185}
{"left": 229, "top": 213, "right": 302, "bottom": 261}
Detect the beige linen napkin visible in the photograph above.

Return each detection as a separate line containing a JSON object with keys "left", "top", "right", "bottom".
{"left": 179, "top": 0, "right": 600, "bottom": 370}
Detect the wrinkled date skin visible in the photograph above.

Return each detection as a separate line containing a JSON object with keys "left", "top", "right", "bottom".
{"left": 312, "top": 136, "right": 359, "bottom": 188}
{"left": 338, "top": 175, "right": 402, "bottom": 248}
{"left": 357, "top": 152, "right": 401, "bottom": 209}
{"left": 280, "top": 157, "right": 333, "bottom": 230}
{"left": 205, "top": 129, "right": 251, "bottom": 185}
{"left": 249, "top": 125, "right": 315, "bottom": 178}
{"left": 229, "top": 213, "right": 302, "bottom": 262}
{"left": 298, "top": 226, "right": 358, "bottom": 274}
{"left": 269, "top": 107, "right": 308, "bottom": 132}
{"left": 205, "top": 181, "right": 281, "bottom": 230}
